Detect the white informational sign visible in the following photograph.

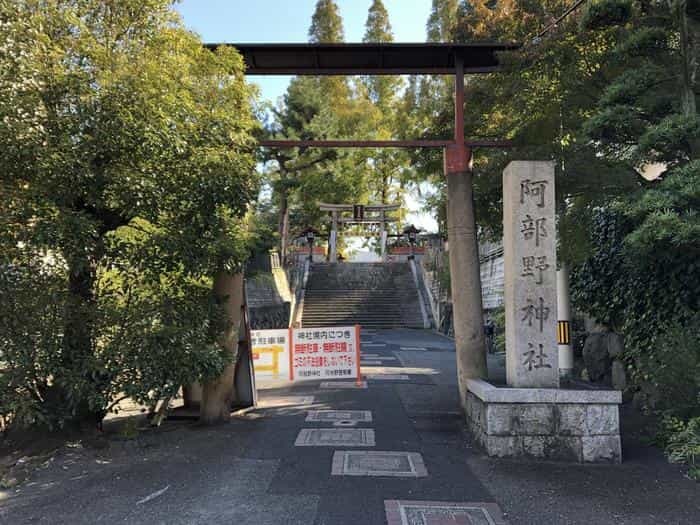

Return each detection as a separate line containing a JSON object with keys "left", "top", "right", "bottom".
{"left": 251, "top": 329, "right": 290, "bottom": 381}
{"left": 290, "top": 325, "right": 361, "bottom": 383}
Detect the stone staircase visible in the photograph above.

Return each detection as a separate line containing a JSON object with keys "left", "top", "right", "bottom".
{"left": 301, "top": 262, "right": 425, "bottom": 329}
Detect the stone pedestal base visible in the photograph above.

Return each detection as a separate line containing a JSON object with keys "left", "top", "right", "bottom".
{"left": 465, "top": 379, "right": 622, "bottom": 463}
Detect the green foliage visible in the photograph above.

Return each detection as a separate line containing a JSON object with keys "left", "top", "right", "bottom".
{"left": 364, "top": 0, "right": 393, "bottom": 42}
{"left": 638, "top": 114, "right": 700, "bottom": 165}
{"left": 615, "top": 26, "right": 669, "bottom": 57}
{"left": 597, "top": 64, "right": 669, "bottom": 108}
{"left": 437, "top": 252, "right": 452, "bottom": 294}
{"left": 633, "top": 318, "right": 700, "bottom": 420}
{"left": 0, "top": 259, "right": 67, "bottom": 428}
{"left": 118, "top": 417, "right": 140, "bottom": 440}
{"left": 491, "top": 306, "right": 506, "bottom": 354}
{"left": 570, "top": 208, "right": 630, "bottom": 331}
{"left": 263, "top": 0, "right": 412, "bottom": 259}
{"left": 581, "top": 0, "right": 633, "bottom": 30}
{"left": 583, "top": 105, "right": 648, "bottom": 156}
{"left": 624, "top": 161, "right": 700, "bottom": 254}
{"left": 572, "top": 175, "right": 699, "bottom": 344}
{"left": 663, "top": 416, "right": 700, "bottom": 480}
{"left": 405, "top": 1, "right": 641, "bottom": 259}
{"left": 427, "top": 0, "right": 459, "bottom": 42}
{"left": 309, "top": 0, "right": 344, "bottom": 43}
{"left": 572, "top": 192, "right": 699, "bottom": 473}
{"left": 0, "top": 1, "right": 258, "bottom": 428}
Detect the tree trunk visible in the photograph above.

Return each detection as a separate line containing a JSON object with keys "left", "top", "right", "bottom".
{"left": 685, "top": 3, "right": 700, "bottom": 156}
{"left": 381, "top": 173, "right": 388, "bottom": 204}
{"left": 279, "top": 188, "right": 290, "bottom": 262}
{"left": 676, "top": 1, "right": 698, "bottom": 116}
{"left": 200, "top": 271, "right": 244, "bottom": 425}
{"left": 42, "top": 249, "right": 103, "bottom": 427}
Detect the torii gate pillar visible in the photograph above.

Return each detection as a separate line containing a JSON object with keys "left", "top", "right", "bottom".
{"left": 445, "top": 56, "right": 488, "bottom": 404}
{"left": 380, "top": 210, "right": 387, "bottom": 261}
{"left": 329, "top": 211, "right": 338, "bottom": 262}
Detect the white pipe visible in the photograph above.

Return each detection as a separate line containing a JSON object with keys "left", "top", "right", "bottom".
{"left": 557, "top": 262, "right": 574, "bottom": 378}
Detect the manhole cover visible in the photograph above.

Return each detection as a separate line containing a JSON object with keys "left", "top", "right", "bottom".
{"left": 295, "top": 428, "right": 375, "bottom": 447}
{"left": 384, "top": 500, "right": 506, "bottom": 525}
{"left": 332, "top": 451, "right": 427, "bottom": 477}
{"left": 306, "top": 410, "right": 372, "bottom": 423}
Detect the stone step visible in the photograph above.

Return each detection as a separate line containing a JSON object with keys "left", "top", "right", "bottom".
{"left": 301, "top": 261, "right": 425, "bottom": 329}
{"left": 302, "top": 312, "right": 420, "bottom": 316}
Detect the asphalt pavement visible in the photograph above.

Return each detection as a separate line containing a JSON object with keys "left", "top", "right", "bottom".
{"left": 1, "top": 329, "right": 697, "bottom": 524}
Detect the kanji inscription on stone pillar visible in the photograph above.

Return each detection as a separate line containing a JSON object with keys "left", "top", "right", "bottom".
{"left": 503, "top": 161, "right": 559, "bottom": 388}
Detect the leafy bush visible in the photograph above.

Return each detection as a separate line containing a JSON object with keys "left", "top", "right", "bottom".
{"left": 573, "top": 164, "right": 700, "bottom": 349}
{"left": 490, "top": 305, "right": 506, "bottom": 354}
{"left": 663, "top": 416, "right": 700, "bottom": 481}
{"left": 638, "top": 115, "right": 700, "bottom": 166}
{"left": 572, "top": 165, "right": 700, "bottom": 473}
{"left": 0, "top": 250, "right": 229, "bottom": 430}
{"left": 633, "top": 318, "right": 700, "bottom": 419}
{"left": 0, "top": 1, "right": 258, "bottom": 429}
{"left": 0, "top": 260, "right": 67, "bottom": 429}
{"left": 581, "top": 0, "right": 633, "bottom": 30}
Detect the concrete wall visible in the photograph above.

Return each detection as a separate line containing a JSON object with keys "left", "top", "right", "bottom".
{"left": 245, "top": 268, "right": 293, "bottom": 329}
{"left": 479, "top": 241, "right": 504, "bottom": 311}
{"left": 465, "top": 379, "right": 622, "bottom": 463}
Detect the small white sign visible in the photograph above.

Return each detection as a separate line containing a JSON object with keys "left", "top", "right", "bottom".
{"left": 291, "top": 325, "right": 361, "bottom": 382}
{"left": 251, "top": 329, "right": 290, "bottom": 380}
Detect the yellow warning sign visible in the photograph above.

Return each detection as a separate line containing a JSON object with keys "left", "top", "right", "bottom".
{"left": 252, "top": 329, "right": 290, "bottom": 379}
{"left": 557, "top": 321, "right": 571, "bottom": 345}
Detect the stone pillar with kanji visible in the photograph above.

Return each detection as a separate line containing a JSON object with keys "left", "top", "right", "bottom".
{"left": 503, "top": 161, "right": 559, "bottom": 388}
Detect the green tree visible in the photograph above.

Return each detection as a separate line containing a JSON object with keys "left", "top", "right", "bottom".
{"left": 409, "top": 1, "right": 638, "bottom": 262}
{"left": 0, "top": 1, "right": 258, "bottom": 428}
{"left": 264, "top": 76, "right": 340, "bottom": 260}
{"left": 362, "top": 0, "right": 409, "bottom": 208}
{"left": 396, "top": 0, "right": 463, "bottom": 233}
{"left": 264, "top": 0, "right": 379, "bottom": 257}
{"left": 427, "top": 0, "right": 460, "bottom": 42}
{"left": 582, "top": 0, "right": 700, "bottom": 162}
{"left": 309, "top": 0, "right": 344, "bottom": 43}
{"left": 308, "top": 0, "right": 350, "bottom": 105}
{"left": 571, "top": 1, "right": 700, "bottom": 426}
{"left": 363, "top": 0, "right": 398, "bottom": 106}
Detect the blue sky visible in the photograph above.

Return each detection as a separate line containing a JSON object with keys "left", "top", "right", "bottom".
{"left": 175, "top": 1, "right": 438, "bottom": 236}
{"left": 176, "top": 0, "right": 433, "bottom": 104}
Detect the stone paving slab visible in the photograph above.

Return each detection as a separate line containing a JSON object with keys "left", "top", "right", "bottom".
{"left": 320, "top": 381, "right": 367, "bottom": 389}
{"left": 295, "top": 429, "right": 375, "bottom": 447}
{"left": 306, "top": 410, "right": 372, "bottom": 423}
{"left": 331, "top": 451, "right": 428, "bottom": 477}
{"left": 384, "top": 500, "right": 506, "bottom": 525}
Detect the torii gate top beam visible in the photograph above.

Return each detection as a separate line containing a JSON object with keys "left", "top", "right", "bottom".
{"left": 205, "top": 42, "right": 518, "bottom": 76}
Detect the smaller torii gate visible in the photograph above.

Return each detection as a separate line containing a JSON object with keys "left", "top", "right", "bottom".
{"left": 319, "top": 202, "right": 399, "bottom": 262}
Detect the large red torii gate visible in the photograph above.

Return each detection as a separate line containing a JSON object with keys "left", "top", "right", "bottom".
{"left": 206, "top": 41, "right": 517, "bottom": 401}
